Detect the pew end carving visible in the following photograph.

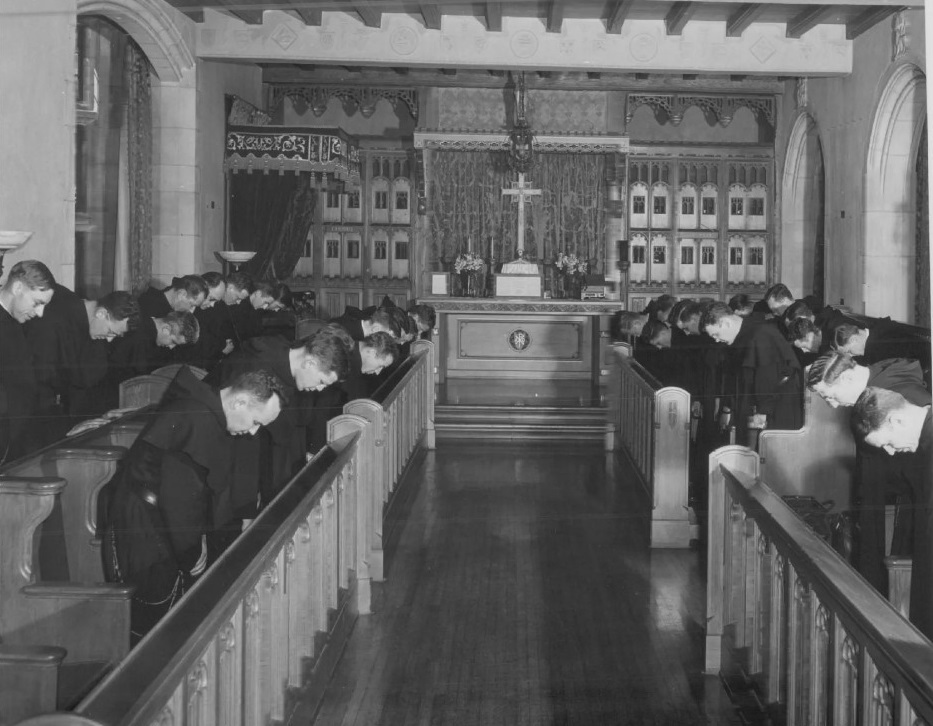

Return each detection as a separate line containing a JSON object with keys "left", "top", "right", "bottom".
{"left": 0, "top": 644, "right": 66, "bottom": 725}
{"left": 0, "top": 476, "right": 131, "bottom": 716}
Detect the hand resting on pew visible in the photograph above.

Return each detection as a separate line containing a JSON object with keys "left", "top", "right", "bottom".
{"left": 65, "top": 407, "right": 140, "bottom": 437}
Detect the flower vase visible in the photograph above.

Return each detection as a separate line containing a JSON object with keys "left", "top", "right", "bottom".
{"left": 563, "top": 275, "right": 583, "bottom": 300}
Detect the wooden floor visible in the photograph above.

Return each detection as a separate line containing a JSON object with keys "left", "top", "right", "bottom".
{"left": 311, "top": 442, "right": 738, "bottom": 726}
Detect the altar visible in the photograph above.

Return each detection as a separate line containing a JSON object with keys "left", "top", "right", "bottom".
{"left": 421, "top": 297, "right": 620, "bottom": 407}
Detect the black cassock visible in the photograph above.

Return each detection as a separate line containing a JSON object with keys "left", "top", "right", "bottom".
{"left": 0, "top": 305, "right": 37, "bottom": 463}
{"left": 205, "top": 336, "right": 304, "bottom": 520}
{"left": 173, "top": 302, "right": 234, "bottom": 373}
{"left": 101, "top": 366, "right": 233, "bottom": 640}
{"left": 729, "top": 317, "right": 803, "bottom": 443}
{"left": 24, "top": 285, "right": 110, "bottom": 440}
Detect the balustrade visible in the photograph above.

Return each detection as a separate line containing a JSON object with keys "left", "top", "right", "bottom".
{"left": 706, "top": 446, "right": 933, "bottom": 725}
{"left": 12, "top": 345, "right": 435, "bottom": 726}
{"left": 607, "top": 344, "right": 693, "bottom": 547}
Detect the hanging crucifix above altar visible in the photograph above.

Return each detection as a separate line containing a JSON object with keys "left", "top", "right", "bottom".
{"left": 501, "top": 71, "right": 542, "bottom": 274}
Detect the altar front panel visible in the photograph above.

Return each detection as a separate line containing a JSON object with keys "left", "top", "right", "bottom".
{"left": 447, "top": 313, "right": 593, "bottom": 379}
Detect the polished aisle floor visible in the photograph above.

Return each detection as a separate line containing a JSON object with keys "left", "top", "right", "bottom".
{"left": 312, "top": 442, "right": 737, "bottom": 726}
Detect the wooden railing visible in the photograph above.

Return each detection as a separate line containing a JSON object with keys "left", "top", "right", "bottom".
{"left": 706, "top": 446, "right": 933, "bottom": 725}
{"left": 10, "top": 346, "right": 435, "bottom": 726}
{"left": 606, "top": 344, "right": 692, "bottom": 548}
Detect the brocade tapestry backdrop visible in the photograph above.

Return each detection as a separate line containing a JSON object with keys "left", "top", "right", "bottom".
{"left": 125, "top": 41, "right": 153, "bottom": 295}
{"left": 428, "top": 151, "right": 606, "bottom": 274}
{"left": 228, "top": 173, "right": 316, "bottom": 280}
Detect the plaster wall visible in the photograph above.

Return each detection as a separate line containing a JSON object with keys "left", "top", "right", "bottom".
{"left": 196, "top": 60, "right": 263, "bottom": 274}
{"left": 774, "top": 9, "right": 927, "bottom": 320}
{"left": 0, "top": 0, "right": 78, "bottom": 286}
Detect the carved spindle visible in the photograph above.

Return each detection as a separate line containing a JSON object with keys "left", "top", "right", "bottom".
{"left": 311, "top": 503, "right": 327, "bottom": 634}
{"left": 289, "top": 525, "right": 313, "bottom": 683}
{"left": 809, "top": 602, "right": 830, "bottom": 726}
{"left": 217, "top": 617, "right": 241, "bottom": 726}
{"left": 323, "top": 489, "right": 338, "bottom": 611}
{"left": 869, "top": 672, "right": 895, "bottom": 726}
{"left": 243, "top": 588, "right": 262, "bottom": 726}
{"left": 834, "top": 627, "right": 859, "bottom": 726}
{"left": 788, "top": 571, "right": 810, "bottom": 725}
{"left": 765, "top": 553, "right": 786, "bottom": 704}
{"left": 185, "top": 659, "right": 210, "bottom": 726}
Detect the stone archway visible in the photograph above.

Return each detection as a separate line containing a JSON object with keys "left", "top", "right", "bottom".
{"left": 781, "top": 112, "right": 826, "bottom": 302}
{"left": 77, "top": 0, "right": 193, "bottom": 82}
{"left": 863, "top": 63, "right": 927, "bottom": 322}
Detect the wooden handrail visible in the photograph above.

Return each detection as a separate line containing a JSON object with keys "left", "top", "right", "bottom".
{"left": 706, "top": 446, "right": 933, "bottom": 725}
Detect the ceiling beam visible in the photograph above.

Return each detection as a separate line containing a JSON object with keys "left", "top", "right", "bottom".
{"left": 726, "top": 3, "right": 767, "bottom": 37}
{"left": 485, "top": 2, "right": 502, "bottom": 32}
{"left": 420, "top": 4, "right": 442, "bottom": 30}
{"left": 606, "top": 0, "right": 636, "bottom": 34}
{"left": 353, "top": 4, "right": 382, "bottom": 28}
{"left": 546, "top": 1, "right": 564, "bottom": 33}
{"left": 285, "top": 2, "right": 322, "bottom": 26}
{"left": 217, "top": 0, "right": 263, "bottom": 24}
{"left": 846, "top": 5, "right": 903, "bottom": 39}
{"left": 786, "top": 5, "right": 834, "bottom": 38}
{"left": 665, "top": 2, "right": 695, "bottom": 36}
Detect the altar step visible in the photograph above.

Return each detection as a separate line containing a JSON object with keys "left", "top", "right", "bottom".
{"left": 435, "top": 404, "right": 608, "bottom": 443}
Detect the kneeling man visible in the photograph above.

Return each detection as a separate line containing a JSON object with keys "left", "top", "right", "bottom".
{"left": 102, "top": 366, "right": 286, "bottom": 641}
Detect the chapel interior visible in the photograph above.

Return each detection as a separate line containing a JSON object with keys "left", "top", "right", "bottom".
{"left": 0, "top": 1, "right": 931, "bottom": 724}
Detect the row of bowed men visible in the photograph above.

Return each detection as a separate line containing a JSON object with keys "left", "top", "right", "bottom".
{"left": 0, "top": 259, "right": 436, "bottom": 641}
{"left": 614, "top": 283, "right": 932, "bottom": 641}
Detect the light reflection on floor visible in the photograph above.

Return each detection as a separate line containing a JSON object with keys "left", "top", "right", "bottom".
{"left": 438, "top": 378, "right": 603, "bottom": 407}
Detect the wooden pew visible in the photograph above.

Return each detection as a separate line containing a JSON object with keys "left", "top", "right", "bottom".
{"left": 2, "top": 447, "right": 125, "bottom": 584}
{"left": 756, "top": 385, "right": 855, "bottom": 510}
{"left": 607, "top": 344, "right": 694, "bottom": 547}
{"left": 0, "top": 476, "right": 131, "bottom": 720}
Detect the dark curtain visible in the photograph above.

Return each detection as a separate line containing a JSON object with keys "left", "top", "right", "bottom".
{"left": 916, "top": 121, "right": 930, "bottom": 327}
{"left": 811, "top": 149, "right": 826, "bottom": 306}
{"left": 228, "top": 172, "right": 316, "bottom": 280}
{"left": 126, "top": 41, "right": 153, "bottom": 294}
{"left": 428, "top": 151, "right": 606, "bottom": 273}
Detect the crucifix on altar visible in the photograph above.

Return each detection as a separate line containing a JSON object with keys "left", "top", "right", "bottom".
{"left": 501, "top": 173, "right": 542, "bottom": 274}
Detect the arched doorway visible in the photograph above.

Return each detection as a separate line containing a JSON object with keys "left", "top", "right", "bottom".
{"left": 75, "top": 0, "right": 195, "bottom": 295}
{"left": 864, "top": 63, "right": 927, "bottom": 322}
{"left": 781, "top": 113, "right": 826, "bottom": 302}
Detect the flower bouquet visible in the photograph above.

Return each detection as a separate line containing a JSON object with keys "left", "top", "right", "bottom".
{"left": 454, "top": 252, "right": 485, "bottom": 297}
{"left": 555, "top": 252, "right": 588, "bottom": 299}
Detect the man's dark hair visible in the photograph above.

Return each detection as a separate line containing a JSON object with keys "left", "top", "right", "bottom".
{"left": 228, "top": 369, "right": 289, "bottom": 407}
{"left": 293, "top": 328, "right": 351, "bottom": 381}
{"left": 168, "top": 275, "right": 209, "bottom": 299}
{"left": 764, "top": 283, "right": 794, "bottom": 303}
{"left": 226, "top": 271, "right": 254, "bottom": 293}
{"left": 728, "top": 294, "right": 753, "bottom": 313}
{"left": 668, "top": 299, "right": 691, "bottom": 326}
{"left": 253, "top": 280, "right": 278, "bottom": 298}
{"left": 806, "top": 351, "right": 858, "bottom": 389}
{"left": 699, "top": 302, "right": 735, "bottom": 331}
{"left": 408, "top": 303, "right": 436, "bottom": 329}
{"left": 834, "top": 323, "right": 865, "bottom": 348}
{"left": 362, "top": 331, "right": 399, "bottom": 361}
{"left": 641, "top": 319, "right": 668, "bottom": 344}
{"left": 164, "top": 311, "right": 199, "bottom": 344}
{"left": 784, "top": 300, "right": 814, "bottom": 324}
{"left": 4, "top": 260, "right": 55, "bottom": 291}
{"left": 383, "top": 306, "right": 412, "bottom": 338}
{"left": 678, "top": 302, "right": 704, "bottom": 325}
{"left": 788, "top": 317, "right": 818, "bottom": 343}
{"left": 202, "top": 271, "right": 224, "bottom": 288}
{"left": 851, "top": 387, "right": 908, "bottom": 442}
{"left": 97, "top": 291, "right": 140, "bottom": 331}
{"left": 371, "top": 308, "right": 402, "bottom": 338}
